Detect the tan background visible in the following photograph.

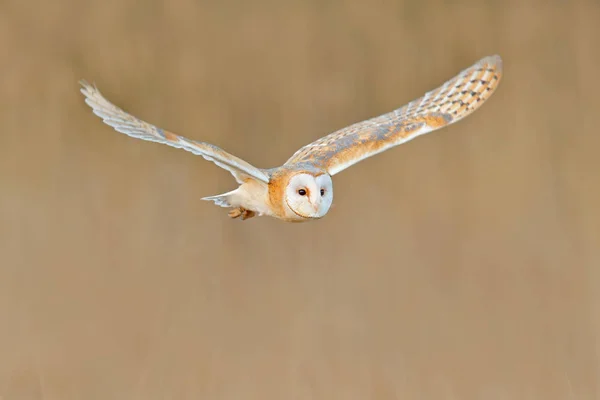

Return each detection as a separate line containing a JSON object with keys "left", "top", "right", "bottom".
{"left": 1, "top": 0, "right": 599, "bottom": 398}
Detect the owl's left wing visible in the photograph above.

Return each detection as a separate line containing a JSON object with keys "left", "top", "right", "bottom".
{"left": 285, "top": 55, "right": 503, "bottom": 175}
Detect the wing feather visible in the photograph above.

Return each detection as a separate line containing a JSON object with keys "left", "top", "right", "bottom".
{"left": 79, "top": 81, "right": 270, "bottom": 184}
{"left": 285, "top": 55, "right": 503, "bottom": 175}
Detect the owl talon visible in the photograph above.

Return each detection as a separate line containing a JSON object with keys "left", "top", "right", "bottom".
{"left": 228, "top": 208, "right": 243, "bottom": 218}
{"left": 241, "top": 209, "right": 256, "bottom": 220}
{"left": 228, "top": 207, "right": 256, "bottom": 220}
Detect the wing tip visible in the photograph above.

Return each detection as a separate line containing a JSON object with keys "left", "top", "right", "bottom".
{"left": 79, "top": 79, "right": 101, "bottom": 100}
{"left": 79, "top": 79, "right": 93, "bottom": 90}
{"left": 479, "top": 54, "right": 503, "bottom": 74}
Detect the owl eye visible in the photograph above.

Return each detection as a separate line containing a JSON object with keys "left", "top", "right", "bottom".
{"left": 320, "top": 188, "right": 325, "bottom": 196}
{"left": 298, "top": 189, "right": 307, "bottom": 196}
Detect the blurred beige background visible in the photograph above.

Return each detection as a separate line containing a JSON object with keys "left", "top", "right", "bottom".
{"left": 0, "top": 0, "right": 599, "bottom": 399}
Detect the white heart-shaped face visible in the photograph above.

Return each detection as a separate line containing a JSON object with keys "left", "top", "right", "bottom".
{"left": 284, "top": 173, "right": 333, "bottom": 219}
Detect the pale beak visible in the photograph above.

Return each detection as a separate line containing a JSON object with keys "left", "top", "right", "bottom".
{"left": 311, "top": 197, "right": 321, "bottom": 214}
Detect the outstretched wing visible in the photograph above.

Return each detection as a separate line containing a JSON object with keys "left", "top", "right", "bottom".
{"left": 285, "top": 55, "right": 503, "bottom": 175}
{"left": 79, "top": 81, "right": 270, "bottom": 184}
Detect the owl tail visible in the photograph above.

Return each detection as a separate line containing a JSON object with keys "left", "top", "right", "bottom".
{"left": 201, "top": 189, "right": 237, "bottom": 208}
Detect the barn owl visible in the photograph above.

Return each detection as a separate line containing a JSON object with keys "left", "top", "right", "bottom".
{"left": 80, "top": 55, "right": 502, "bottom": 222}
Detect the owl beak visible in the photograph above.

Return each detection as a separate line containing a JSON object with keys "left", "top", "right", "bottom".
{"left": 311, "top": 197, "right": 321, "bottom": 214}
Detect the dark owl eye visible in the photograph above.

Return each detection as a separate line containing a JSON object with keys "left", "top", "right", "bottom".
{"left": 320, "top": 188, "right": 325, "bottom": 196}
{"left": 298, "top": 189, "right": 306, "bottom": 196}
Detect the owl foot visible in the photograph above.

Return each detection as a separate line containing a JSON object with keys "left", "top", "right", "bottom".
{"left": 228, "top": 207, "right": 256, "bottom": 220}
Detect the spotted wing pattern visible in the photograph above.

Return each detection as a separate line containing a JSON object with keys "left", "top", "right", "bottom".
{"left": 285, "top": 55, "right": 503, "bottom": 175}
{"left": 80, "top": 81, "right": 270, "bottom": 184}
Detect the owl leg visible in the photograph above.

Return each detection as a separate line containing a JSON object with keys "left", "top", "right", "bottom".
{"left": 228, "top": 207, "right": 256, "bottom": 220}
{"left": 241, "top": 209, "right": 256, "bottom": 220}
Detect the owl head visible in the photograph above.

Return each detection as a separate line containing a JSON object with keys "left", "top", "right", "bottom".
{"left": 283, "top": 172, "right": 333, "bottom": 220}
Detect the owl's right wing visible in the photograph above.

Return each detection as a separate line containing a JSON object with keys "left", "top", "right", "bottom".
{"left": 285, "top": 55, "right": 503, "bottom": 175}
{"left": 80, "top": 81, "right": 270, "bottom": 184}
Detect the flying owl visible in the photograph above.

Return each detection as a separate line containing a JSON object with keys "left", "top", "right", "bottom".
{"left": 80, "top": 55, "right": 502, "bottom": 222}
